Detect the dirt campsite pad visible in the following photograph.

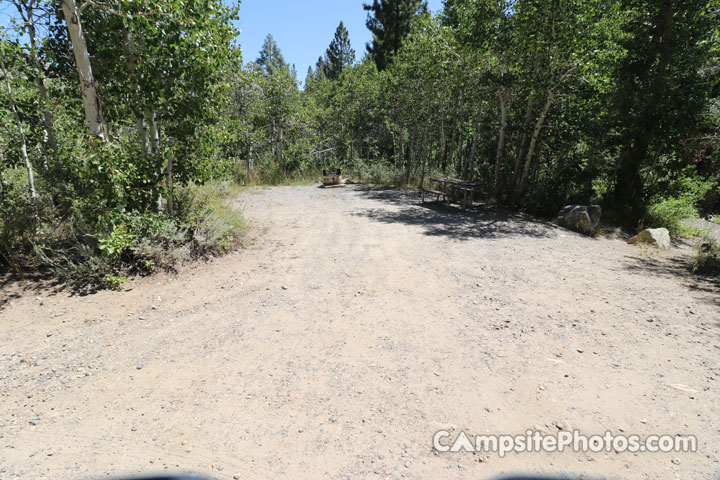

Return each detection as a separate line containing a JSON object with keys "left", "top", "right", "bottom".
{"left": 1, "top": 185, "right": 718, "bottom": 480}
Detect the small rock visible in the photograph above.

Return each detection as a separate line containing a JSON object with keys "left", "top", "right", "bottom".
{"left": 671, "top": 459, "right": 680, "bottom": 465}
{"left": 29, "top": 419, "right": 39, "bottom": 426}
{"left": 136, "top": 364, "right": 144, "bottom": 370}
{"left": 405, "top": 461, "right": 412, "bottom": 468}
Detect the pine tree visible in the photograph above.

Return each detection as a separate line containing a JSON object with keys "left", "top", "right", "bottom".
{"left": 363, "top": 0, "right": 426, "bottom": 70}
{"left": 323, "top": 21, "right": 355, "bottom": 80}
{"left": 256, "top": 33, "right": 287, "bottom": 75}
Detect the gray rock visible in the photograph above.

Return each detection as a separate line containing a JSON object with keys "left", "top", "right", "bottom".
{"left": 628, "top": 228, "right": 671, "bottom": 250}
{"left": 557, "top": 205, "right": 601, "bottom": 234}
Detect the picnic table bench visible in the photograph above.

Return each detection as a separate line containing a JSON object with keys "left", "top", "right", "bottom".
{"left": 420, "top": 177, "right": 489, "bottom": 209}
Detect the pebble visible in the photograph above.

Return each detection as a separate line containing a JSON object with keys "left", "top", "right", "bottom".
{"left": 136, "top": 364, "right": 144, "bottom": 370}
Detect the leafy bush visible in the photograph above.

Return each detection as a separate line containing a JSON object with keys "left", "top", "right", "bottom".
{"left": 644, "top": 169, "right": 714, "bottom": 236}
{"left": 3, "top": 177, "right": 246, "bottom": 289}
{"left": 351, "top": 160, "right": 408, "bottom": 186}
{"left": 691, "top": 242, "right": 720, "bottom": 275}
{"left": 174, "top": 180, "right": 247, "bottom": 255}
{"left": 645, "top": 196, "right": 700, "bottom": 236}
{"left": 0, "top": 169, "right": 37, "bottom": 267}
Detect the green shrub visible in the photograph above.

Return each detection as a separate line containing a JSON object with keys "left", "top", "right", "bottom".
{"left": 6, "top": 178, "right": 246, "bottom": 288}
{"left": 131, "top": 216, "right": 190, "bottom": 270}
{"left": 0, "top": 169, "right": 37, "bottom": 265}
{"left": 691, "top": 242, "right": 720, "bottom": 275}
{"left": 645, "top": 169, "right": 714, "bottom": 236}
{"left": 104, "top": 274, "right": 127, "bottom": 290}
{"left": 351, "top": 160, "right": 407, "bottom": 186}
{"left": 645, "top": 196, "right": 700, "bottom": 236}
{"left": 175, "top": 181, "right": 247, "bottom": 254}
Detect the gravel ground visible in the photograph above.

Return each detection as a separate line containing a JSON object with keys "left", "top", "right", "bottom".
{"left": 0, "top": 184, "right": 718, "bottom": 480}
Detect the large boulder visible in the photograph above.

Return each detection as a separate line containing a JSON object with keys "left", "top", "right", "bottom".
{"left": 628, "top": 228, "right": 671, "bottom": 250}
{"left": 557, "top": 205, "right": 601, "bottom": 234}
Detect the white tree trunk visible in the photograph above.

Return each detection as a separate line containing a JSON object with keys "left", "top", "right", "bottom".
{"left": 28, "top": 28, "right": 59, "bottom": 164}
{"left": 513, "top": 91, "right": 535, "bottom": 185}
{"left": 145, "top": 110, "right": 168, "bottom": 212}
{"left": 60, "top": 0, "right": 105, "bottom": 141}
{"left": 494, "top": 90, "right": 508, "bottom": 194}
{"left": 13, "top": 1, "right": 60, "bottom": 178}
{"left": 166, "top": 155, "right": 174, "bottom": 215}
{"left": 516, "top": 90, "right": 554, "bottom": 197}
{"left": 123, "top": 29, "right": 149, "bottom": 156}
{"left": 3, "top": 64, "right": 37, "bottom": 201}
{"left": 148, "top": 110, "right": 160, "bottom": 154}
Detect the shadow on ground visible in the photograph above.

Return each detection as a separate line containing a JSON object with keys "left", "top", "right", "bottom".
{"left": 623, "top": 254, "right": 720, "bottom": 309}
{"left": 0, "top": 266, "right": 99, "bottom": 312}
{"left": 351, "top": 185, "right": 558, "bottom": 241}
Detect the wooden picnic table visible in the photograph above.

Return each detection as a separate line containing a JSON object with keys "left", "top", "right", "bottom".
{"left": 421, "top": 177, "right": 487, "bottom": 209}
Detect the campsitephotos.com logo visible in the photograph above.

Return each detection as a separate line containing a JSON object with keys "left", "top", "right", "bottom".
{"left": 433, "top": 429, "right": 697, "bottom": 458}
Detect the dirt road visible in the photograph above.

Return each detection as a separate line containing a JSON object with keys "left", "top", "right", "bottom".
{"left": 1, "top": 185, "right": 718, "bottom": 480}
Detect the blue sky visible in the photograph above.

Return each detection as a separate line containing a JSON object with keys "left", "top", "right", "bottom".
{"left": 235, "top": 0, "right": 443, "bottom": 78}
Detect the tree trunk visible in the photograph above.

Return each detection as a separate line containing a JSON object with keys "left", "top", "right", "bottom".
{"left": 28, "top": 32, "right": 59, "bottom": 173}
{"left": 2, "top": 62, "right": 37, "bottom": 201}
{"left": 60, "top": 0, "right": 105, "bottom": 142}
{"left": 516, "top": 90, "right": 554, "bottom": 197}
{"left": 166, "top": 156, "right": 174, "bottom": 216}
{"left": 513, "top": 91, "right": 535, "bottom": 185}
{"left": 148, "top": 110, "right": 160, "bottom": 154}
{"left": 467, "top": 100, "right": 483, "bottom": 181}
{"left": 494, "top": 90, "right": 509, "bottom": 195}
{"left": 612, "top": 3, "right": 674, "bottom": 220}
{"left": 405, "top": 138, "right": 413, "bottom": 185}
{"left": 123, "top": 29, "right": 149, "bottom": 156}
{"left": 14, "top": 1, "right": 61, "bottom": 180}
{"left": 278, "top": 126, "right": 284, "bottom": 169}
